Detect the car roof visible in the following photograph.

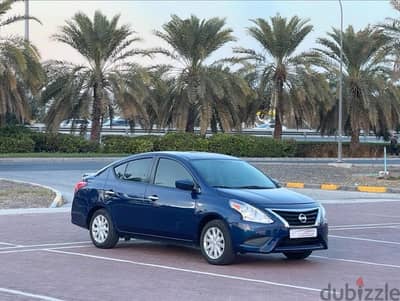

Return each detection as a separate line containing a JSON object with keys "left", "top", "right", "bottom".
{"left": 98, "top": 151, "right": 239, "bottom": 175}
{"left": 126, "top": 151, "right": 238, "bottom": 161}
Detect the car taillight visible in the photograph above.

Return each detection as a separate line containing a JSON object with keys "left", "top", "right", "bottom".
{"left": 74, "top": 181, "right": 87, "bottom": 193}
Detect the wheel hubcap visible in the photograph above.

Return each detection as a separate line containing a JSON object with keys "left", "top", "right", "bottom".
{"left": 203, "top": 227, "right": 225, "bottom": 259}
{"left": 92, "top": 215, "right": 109, "bottom": 244}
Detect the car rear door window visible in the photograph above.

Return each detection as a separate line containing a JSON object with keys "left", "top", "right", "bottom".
{"left": 114, "top": 158, "right": 153, "bottom": 182}
{"left": 154, "top": 158, "right": 193, "bottom": 188}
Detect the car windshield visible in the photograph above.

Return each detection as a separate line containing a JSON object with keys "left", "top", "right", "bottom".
{"left": 192, "top": 159, "right": 277, "bottom": 189}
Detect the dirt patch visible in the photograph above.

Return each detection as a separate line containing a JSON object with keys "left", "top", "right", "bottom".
{"left": 350, "top": 175, "right": 400, "bottom": 188}
{"left": 255, "top": 163, "right": 400, "bottom": 188}
{"left": 0, "top": 180, "right": 55, "bottom": 209}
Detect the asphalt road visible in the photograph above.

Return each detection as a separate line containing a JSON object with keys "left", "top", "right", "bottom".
{"left": 1, "top": 157, "right": 399, "bottom": 205}
{"left": 0, "top": 158, "right": 116, "bottom": 204}
{"left": 0, "top": 200, "right": 399, "bottom": 301}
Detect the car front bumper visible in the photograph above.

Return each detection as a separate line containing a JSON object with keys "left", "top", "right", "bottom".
{"left": 230, "top": 220, "right": 328, "bottom": 254}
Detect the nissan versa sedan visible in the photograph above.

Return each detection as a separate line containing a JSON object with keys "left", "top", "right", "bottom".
{"left": 71, "top": 152, "right": 328, "bottom": 265}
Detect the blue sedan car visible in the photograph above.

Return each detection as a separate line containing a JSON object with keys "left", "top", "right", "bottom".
{"left": 71, "top": 152, "right": 328, "bottom": 265}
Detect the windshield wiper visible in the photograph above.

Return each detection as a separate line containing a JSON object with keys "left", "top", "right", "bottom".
{"left": 234, "top": 185, "right": 274, "bottom": 189}
{"left": 212, "top": 185, "right": 234, "bottom": 189}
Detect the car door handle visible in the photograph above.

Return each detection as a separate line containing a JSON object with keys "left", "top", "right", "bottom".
{"left": 147, "top": 195, "right": 159, "bottom": 201}
{"left": 105, "top": 190, "right": 116, "bottom": 197}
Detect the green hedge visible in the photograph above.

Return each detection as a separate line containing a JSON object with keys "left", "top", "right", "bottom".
{"left": 30, "top": 133, "right": 98, "bottom": 153}
{"left": 0, "top": 126, "right": 391, "bottom": 157}
{"left": 0, "top": 126, "right": 32, "bottom": 137}
{"left": 0, "top": 136, "right": 35, "bottom": 153}
{"left": 208, "top": 134, "right": 296, "bottom": 157}
{"left": 155, "top": 133, "right": 209, "bottom": 151}
{"left": 102, "top": 135, "right": 154, "bottom": 154}
{"left": 0, "top": 126, "right": 98, "bottom": 153}
{"left": 101, "top": 133, "right": 296, "bottom": 157}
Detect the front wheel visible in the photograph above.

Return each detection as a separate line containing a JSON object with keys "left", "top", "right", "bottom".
{"left": 89, "top": 209, "right": 119, "bottom": 249}
{"left": 283, "top": 250, "right": 312, "bottom": 260}
{"left": 200, "top": 219, "right": 235, "bottom": 265}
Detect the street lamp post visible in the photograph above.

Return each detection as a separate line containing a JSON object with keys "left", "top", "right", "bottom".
{"left": 337, "top": 0, "right": 344, "bottom": 162}
{"left": 24, "top": 0, "right": 29, "bottom": 42}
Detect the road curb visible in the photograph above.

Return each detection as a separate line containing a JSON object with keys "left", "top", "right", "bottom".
{"left": 0, "top": 207, "right": 70, "bottom": 215}
{"left": 0, "top": 178, "right": 64, "bottom": 208}
{"left": 284, "top": 181, "right": 400, "bottom": 194}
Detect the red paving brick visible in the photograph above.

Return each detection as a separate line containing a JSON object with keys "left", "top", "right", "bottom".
{"left": 0, "top": 202, "right": 399, "bottom": 301}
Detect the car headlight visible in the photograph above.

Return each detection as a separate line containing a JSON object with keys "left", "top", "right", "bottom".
{"left": 230, "top": 200, "right": 274, "bottom": 224}
{"left": 319, "top": 205, "right": 327, "bottom": 223}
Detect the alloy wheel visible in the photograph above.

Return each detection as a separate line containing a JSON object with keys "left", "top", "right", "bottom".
{"left": 91, "top": 214, "right": 109, "bottom": 244}
{"left": 203, "top": 226, "right": 225, "bottom": 259}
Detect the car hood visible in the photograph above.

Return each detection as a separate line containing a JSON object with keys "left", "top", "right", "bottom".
{"left": 216, "top": 187, "right": 317, "bottom": 208}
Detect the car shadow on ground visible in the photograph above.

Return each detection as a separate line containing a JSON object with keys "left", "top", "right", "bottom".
{"left": 109, "top": 240, "right": 320, "bottom": 267}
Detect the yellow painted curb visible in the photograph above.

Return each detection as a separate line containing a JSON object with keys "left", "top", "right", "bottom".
{"left": 357, "top": 186, "right": 387, "bottom": 193}
{"left": 321, "top": 184, "right": 340, "bottom": 190}
{"left": 286, "top": 182, "right": 305, "bottom": 189}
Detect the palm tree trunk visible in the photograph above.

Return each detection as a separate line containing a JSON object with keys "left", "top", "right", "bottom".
{"left": 185, "top": 105, "right": 196, "bottom": 132}
{"left": 199, "top": 104, "right": 211, "bottom": 136}
{"left": 273, "top": 80, "right": 284, "bottom": 139}
{"left": 350, "top": 129, "right": 360, "bottom": 153}
{"left": 90, "top": 82, "right": 101, "bottom": 142}
{"left": 211, "top": 113, "right": 218, "bottom": 133}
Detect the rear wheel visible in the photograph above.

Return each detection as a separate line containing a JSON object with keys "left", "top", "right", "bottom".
{"left": 283, "top": 250, "right": 312, "bottom": 260}
{"left": 200, "top": 219, "right": 235, "bottom": 265}
{"left": 90, "top": 209, "right": 119, "bottom": 249}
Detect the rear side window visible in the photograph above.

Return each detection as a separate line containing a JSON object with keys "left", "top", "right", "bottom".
{"left": 154, "top": 158, "right": 193, "bottom": 188}
{"left": 114, "top": 158, "right": 153, "bottom": 182}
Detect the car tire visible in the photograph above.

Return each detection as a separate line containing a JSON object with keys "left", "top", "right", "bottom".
{"left": 283, "top": 250, "right": 312, "bottom": 260}
{"left": 89, "top": 209, "right": 119, "bottom": 249}
{"left": 200, "top": 219, "right": 235, "bottom": 265}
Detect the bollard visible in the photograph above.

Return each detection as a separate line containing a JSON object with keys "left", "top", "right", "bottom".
{"left": 379, "top": 146, "right": 389, "bottom": 178}
{"left": 384, "top": 146, "right": 387, "bottom": 175}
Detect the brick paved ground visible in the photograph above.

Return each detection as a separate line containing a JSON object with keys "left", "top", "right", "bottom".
{"left": 0, "top": 201, "right": 400, "bottom": 301}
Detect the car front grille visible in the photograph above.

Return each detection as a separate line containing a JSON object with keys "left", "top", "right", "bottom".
{"left": 272, "top": 208, "right": 319, "bottom": 226}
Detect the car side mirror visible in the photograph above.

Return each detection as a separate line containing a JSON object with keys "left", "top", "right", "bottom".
{"left": 175, "top": 179, "right": 200, "bottom": 193}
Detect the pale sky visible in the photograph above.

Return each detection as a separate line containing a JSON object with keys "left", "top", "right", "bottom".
{"left": 2, "top": 1, "right": 398, "bottom": 66}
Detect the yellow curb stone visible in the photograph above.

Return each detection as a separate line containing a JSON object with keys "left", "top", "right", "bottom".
{"left": 321, "top": 184, "right": 340, "bottom": 190}
{"left": 286, "top": 182, "right": 305, "bottom": 189}
{"left": 357, "top": 186, "right": 387, "bottom": 193}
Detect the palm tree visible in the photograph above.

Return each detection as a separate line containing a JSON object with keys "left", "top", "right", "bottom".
{"left": 42, "top": 61, "right": 150, "bottom": 135}
{"left": 154, "top": 15, "right": 250, "bottom": 135}
{"left": 0, "top": 0, "right": 43, "bottom": 126}
{"left": 233, "top": 63, "right": 268, "bottom": 128}
{"left": 312, "top": 26, "right": 400, "bottom": 148}
{"left": 391, "top": 0, "right": 400, "bottom": 11}
{"left": 142, "top": 66, "right": 176, "bottom": 130}
{"left": 379, "top": 2, "right": 400, "bottom": 80}
{"left": 0, "top": 0, "right": 40, "bottom": 28}
{"left": 108, "top": 63, "right": 151, "bottom": 130}
{"left": 233, "top": 15, "right": 323, "bottom": 139}
{"left": 46, "top": 11, "right": 150, "bottom": 141}
{"left": 41, "top": 61, "right": 92, "bottom": 131}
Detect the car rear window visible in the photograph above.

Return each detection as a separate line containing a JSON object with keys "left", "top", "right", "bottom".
{"left": 114, "top": 158, "right": 153, "bottom": 182}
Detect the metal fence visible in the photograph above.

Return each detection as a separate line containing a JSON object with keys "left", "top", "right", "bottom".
{"left": 27, "top": 125, "right": 387, "bottom": 143}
